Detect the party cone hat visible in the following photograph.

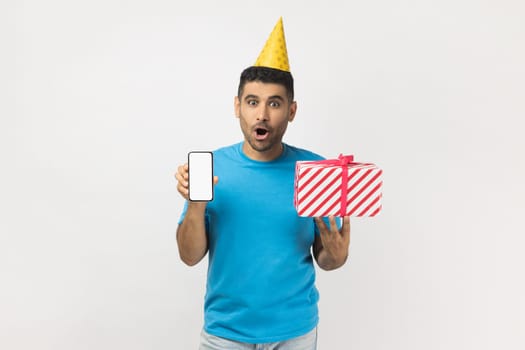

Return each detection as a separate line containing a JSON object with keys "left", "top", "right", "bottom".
{"left": 254, "top": 17, "right": 290, "bottom": 72}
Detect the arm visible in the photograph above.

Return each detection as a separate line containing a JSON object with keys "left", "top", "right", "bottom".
{"left": 312, "top": 216, "right": 350, "bottom": 271}
{"left": 174, "top": 163, "right": 218, "bottom": 266}
{"left": 176, "top": 202, "right": 208, "bottom": 266}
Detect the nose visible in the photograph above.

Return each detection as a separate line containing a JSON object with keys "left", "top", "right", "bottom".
{"left": 256, "top": 104, "right": 269, "bottom": 121}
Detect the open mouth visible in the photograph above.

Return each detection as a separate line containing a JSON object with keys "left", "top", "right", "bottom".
{"left": 256, "top": 128, "right": 268, "bottom": 136}
{"left": 254, "top": 127, "right": 270, "bottom": 140}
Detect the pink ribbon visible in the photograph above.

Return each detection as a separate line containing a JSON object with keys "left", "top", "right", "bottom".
{"left": 316, "top": 154, "right": 355, "bottom": 216}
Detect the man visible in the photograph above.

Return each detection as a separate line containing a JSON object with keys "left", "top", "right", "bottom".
{"left": 175, "top": 18, "right": 350, "bottom": 349}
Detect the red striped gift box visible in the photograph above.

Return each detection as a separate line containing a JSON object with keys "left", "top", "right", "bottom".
{"left": 294, "top": 155, "right": 383, "bottom": 217}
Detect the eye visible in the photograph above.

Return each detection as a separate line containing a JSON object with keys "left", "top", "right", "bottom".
{"left": 247, "top": 100, "right": 258, "bottom": 106}
{"left": 269, "top": 101, "right": 280, "bottom": 108}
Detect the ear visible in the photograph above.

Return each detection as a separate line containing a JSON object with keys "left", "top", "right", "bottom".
{"left": 288, "top": 101, "right": 297, "bottom": 122}
{"left": 234, "top": 96, "right": 241, "bottom": 118}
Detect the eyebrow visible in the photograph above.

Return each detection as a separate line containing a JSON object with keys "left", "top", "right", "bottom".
{"left": 243, "top": 94, "right": 285, "bottom": 101}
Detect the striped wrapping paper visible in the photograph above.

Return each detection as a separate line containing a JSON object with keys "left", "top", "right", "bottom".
{"left": 294, "top": 155, "right": 383, "bottom": 217}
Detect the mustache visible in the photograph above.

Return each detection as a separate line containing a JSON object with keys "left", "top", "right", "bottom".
{"left": 253, "top": 122, "right": 272, "bottom": 131}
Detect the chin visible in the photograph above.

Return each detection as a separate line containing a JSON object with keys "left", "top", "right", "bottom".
{"left": 248, "top": 139, "right": 275, "bottom": 153}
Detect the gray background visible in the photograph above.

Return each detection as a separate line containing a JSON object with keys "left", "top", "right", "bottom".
{"left": 2, "top": 0, "right": 524, "bottom": 349}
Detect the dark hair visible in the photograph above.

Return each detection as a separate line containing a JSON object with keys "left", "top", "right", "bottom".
{"left": 237, "top": 66, "right": 294, "bottom": 102}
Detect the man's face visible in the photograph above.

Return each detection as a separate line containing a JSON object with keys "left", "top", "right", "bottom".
{"left": 235, "top": 81, "right": 297, "bottom": 161}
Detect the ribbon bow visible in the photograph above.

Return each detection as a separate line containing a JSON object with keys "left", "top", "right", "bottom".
{"left": 337, "top": 154, "right": 354, "bottom": 165}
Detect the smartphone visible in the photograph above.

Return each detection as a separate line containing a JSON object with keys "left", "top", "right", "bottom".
{"left": 188, "top": 151, "right": 214, "bottom": 202}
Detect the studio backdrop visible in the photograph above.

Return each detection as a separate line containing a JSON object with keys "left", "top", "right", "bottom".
{"left": 2, "top": 1, "right": 524, "bottom": 349}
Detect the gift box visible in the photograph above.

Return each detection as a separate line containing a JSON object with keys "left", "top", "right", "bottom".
{"left": 294, "top": 155, "right": 383, "bottom": 217}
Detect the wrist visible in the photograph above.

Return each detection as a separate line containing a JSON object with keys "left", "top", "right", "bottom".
{"left": 185, "top": 201, "right": 208, "bottom": 218}
{"left": 187, "top": 201, "right": 207, "bottom": 210}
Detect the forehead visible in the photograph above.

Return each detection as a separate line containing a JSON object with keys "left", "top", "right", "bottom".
{"left": 241, "top": 81, "right": 287, "bottom": 99}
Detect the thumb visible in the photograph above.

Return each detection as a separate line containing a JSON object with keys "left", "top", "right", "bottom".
{"left": 213, "top": 176, "right": 219, "bottom": 185}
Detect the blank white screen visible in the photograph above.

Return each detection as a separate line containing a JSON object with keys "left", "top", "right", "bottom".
{"left": 188, "top": 152, "right": 213, "bottom": 201}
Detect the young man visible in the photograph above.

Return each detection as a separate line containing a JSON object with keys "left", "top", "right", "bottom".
{"left": 175, "top": 18, "right": 350, "bottom": 350}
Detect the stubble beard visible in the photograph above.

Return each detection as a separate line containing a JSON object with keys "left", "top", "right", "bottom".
{"left": 243, "top": 126, "right": 288, "bottom": 156}
{"left": 246, "top": 136, "right": 277, "bottom": 153}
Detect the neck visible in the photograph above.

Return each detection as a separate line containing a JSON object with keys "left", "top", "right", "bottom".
{"left": 242, "top": 141, "right": 284, "bottom": 162}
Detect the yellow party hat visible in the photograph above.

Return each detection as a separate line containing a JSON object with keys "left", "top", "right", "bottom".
{"left": 254, "top": 17, "right": 290, "bottom": 72}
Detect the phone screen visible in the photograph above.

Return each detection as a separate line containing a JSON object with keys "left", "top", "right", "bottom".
{"left": 188, "top": 151, "right": 213, "bottom": 201}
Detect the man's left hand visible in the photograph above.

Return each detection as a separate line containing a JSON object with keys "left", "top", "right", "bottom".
{"left": 314, "top": 216, "right": 351, "bottom": 270}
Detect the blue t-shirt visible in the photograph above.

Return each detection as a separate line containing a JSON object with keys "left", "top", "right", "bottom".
{"left": 178, "top": 142, "right": 325, "bottom": 343}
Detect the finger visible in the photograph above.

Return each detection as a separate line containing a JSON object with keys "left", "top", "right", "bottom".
{"left": 176, "top": 164, "right": 188, "bottom": 180}
{"left": 213, "top": 176, "right": 219, "bottom": 185}
{"left": 180, "top": 164, "right": 189, "bottom": 180}
{"left": 177, "top": 182, "right": 188, "bottom": 193}
{"left": 328, "top": 216, "right": 338, "bottom": 234}
{"left": 341, "top": 216, "right": 351, "bottom": 240}
{"left": 177, "top": 183, "right": 189, "bottom": 199}
{"left": 314, "top": 217, "right": 328, "bottom": 234}
{"left": 175, "top": 170, "right": 188, "bottom": 187}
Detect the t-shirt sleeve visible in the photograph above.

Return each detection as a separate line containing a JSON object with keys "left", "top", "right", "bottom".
{"left": 177, "top": 201, "right": 188, "bottom": 225}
